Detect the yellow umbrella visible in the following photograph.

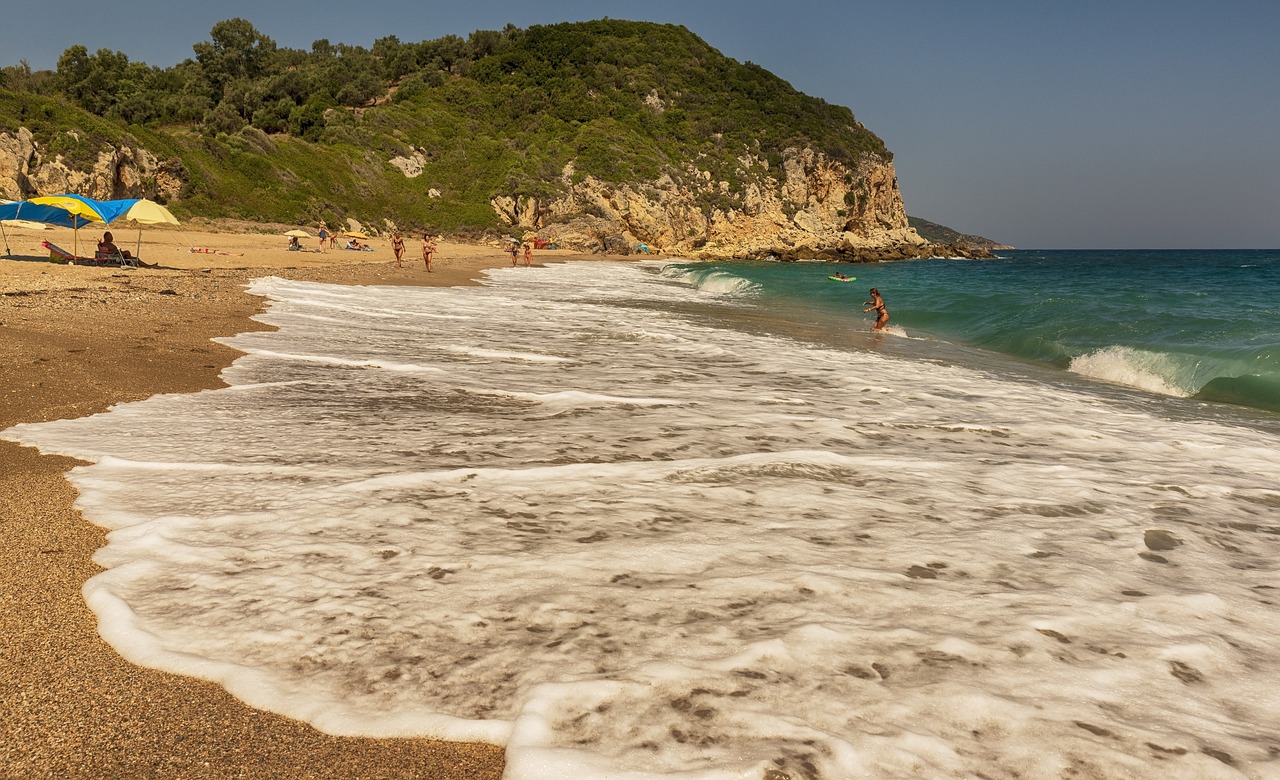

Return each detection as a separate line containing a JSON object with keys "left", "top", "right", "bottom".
{"left": 125, "top": 199, "right": 179, "bottom": 224}
{"left": 343, "top": 230, "right": 369, "bottom": 239}
{"left": 30, "top": 194, "right": 108, "bottom": 259}
{"left": 29, "top": 194, "right": 107, "bottom": 219}
{"left": 124, "top": 199, "right": 179, "bottom": 260}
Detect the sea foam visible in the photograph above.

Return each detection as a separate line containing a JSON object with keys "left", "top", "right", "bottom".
{"left": 1068, "top": 345, "right": 1194, "bottom": 396}
{"left": 5, "top": 263, "right": 1279, "bottom": 779}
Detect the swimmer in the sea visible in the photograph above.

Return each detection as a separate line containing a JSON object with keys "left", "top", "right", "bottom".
{"left": 863, "top": 287, "right": 888, "bottom": 331}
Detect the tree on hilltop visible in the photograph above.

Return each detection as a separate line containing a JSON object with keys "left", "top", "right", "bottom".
{"left": 192, "top": 18, "right": 278, "bottom": 95}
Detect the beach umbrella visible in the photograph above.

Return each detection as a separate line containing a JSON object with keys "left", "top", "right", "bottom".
{"left": 28, "top": 194, "right": 116, "bottom": 258}
{"left": 1, "top": 199, "right": 94, "bottom": 257}
{"left": 27, "top": 195, "right": 142, "bottom": 259}
{"left": 122, "top": 199, "right": 179, "bottom": 260}
{"left": 342, "top": 230, "right": 369, "bottom": 239}
{"left": 284, "top": 229, "right": 311, "bottom": 237}
{"left": 124, "top": 199, "right": 178, "bottom": 225}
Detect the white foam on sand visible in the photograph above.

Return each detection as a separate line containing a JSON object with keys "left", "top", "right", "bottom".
{"left": 5, "top": 265, "right": 1279, "bottom": 779}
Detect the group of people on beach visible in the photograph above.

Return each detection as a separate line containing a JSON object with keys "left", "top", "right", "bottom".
{"left": 507, "top": 240, "right": 533, "bottom": 267}
{"left": 310, "top": 225, "right": 888, "bottom": 330}
{"left": 392, "top": 232, "right": 438, "bottom": 271}
{"left": 314, "top": 225, "right": 372, "bottom": 252}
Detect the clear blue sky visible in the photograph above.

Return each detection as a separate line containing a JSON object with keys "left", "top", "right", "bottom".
{"left": 3, "top": 0, "right": 1277, "bottom": 248}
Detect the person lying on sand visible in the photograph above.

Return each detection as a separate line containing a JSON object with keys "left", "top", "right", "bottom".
{"left": 189, "top": 247, "right": 244, "bottom": 257}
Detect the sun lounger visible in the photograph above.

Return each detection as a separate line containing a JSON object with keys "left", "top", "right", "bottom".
{"left": 41, "top": 240, "right": 83, "bottom": 264}
{"left": 40, "top": 240, "right": 143, "bottom": 267}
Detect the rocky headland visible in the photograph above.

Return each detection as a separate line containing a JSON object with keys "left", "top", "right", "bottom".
{"left": 1, "top": 19, "right": 1000, "bottom": 262}
{"left": 492, "top": 148, "right": 994, "bottom": 261}
{"left": 0, "top": 127, "right": 993, "bottom": 262}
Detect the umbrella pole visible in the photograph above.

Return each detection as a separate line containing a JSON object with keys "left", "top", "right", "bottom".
{"left": 136, "top": 226, "right": 142, "bottom": 261}
{"left": 1, "top": 220, "right": 10, "bottom": 256}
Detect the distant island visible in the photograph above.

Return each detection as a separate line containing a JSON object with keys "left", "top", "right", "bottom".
{"left": 1, "top": 19, "right": 996, "bottom": 260}
{"left": 909, "top": 217, "right": 1012, "bottom": 252}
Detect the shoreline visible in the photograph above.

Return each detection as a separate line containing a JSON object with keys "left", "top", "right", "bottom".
{"left": 0, "top": 223, "right": 625, "bottom": 778}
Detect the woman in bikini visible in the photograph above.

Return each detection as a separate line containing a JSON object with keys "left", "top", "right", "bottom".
{"left": 421, "top": 232, "right": 436, "bottom": 272}
{"left": 391, "top": 233, "right": 405, "bottom": 267}
{"left": 863, "top": 288, "right": 889, "bottom": 331}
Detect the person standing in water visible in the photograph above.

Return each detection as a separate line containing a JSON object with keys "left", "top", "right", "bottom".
{"left": 863, "top": 288, "right": 889, "bottom": 331}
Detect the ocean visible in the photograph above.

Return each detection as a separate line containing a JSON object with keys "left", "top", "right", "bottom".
{"left": 6, "top": 250, "right": 1279, "bottom": 779}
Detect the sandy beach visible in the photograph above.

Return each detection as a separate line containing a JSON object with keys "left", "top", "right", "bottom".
{"left": 0, "top": 221, "right": 616, "bottom": 779}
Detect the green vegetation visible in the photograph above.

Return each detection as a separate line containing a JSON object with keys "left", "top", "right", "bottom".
{"left": 908, "top": 216, "right": 1008, "bottom": 250}
{"left": 0, "top": 19, "right": 891, "bottom": 234}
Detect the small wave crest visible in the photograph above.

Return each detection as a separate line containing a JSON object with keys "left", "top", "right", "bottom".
{"left": 1070, "top": 345, "right": 1280, "bottom": 414}
{"left": 659, "top": 265, "right": 759, "bottom": 296}
{"left": 1068, "top": 346, "right": 1192, "bottom": 397}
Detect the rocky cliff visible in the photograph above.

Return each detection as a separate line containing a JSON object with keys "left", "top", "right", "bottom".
{"left": 1, "top": 123, "right": 988, "bottom": 262}
{"left": 0, "top": 127, "right": 183, "bottom": 204}
{"left": 491, "top": 146, "right": 989, "bottom": 261}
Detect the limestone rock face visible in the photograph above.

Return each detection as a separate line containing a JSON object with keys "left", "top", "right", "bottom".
{"left": 490, "top": 147, "right": 952, "bottom": 260}
{"left": 0, "top": 129, "right": 184, "bottom": 202}
{"left": 0, "top": 128, "right": 38, "bottom": 198}
{"left": 389, "top": 148, "right": 427, "bottom": 178}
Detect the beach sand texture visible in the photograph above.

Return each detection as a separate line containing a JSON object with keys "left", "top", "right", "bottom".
{"left": 1, "top": 222, "right": 603, "bottom": 779}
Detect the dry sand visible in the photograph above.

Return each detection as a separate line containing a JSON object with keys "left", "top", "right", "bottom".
{"left": 0, "top": 221, "right": 623, "bottom": 779}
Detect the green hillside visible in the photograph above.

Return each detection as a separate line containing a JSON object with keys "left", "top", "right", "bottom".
{"left": 0, "top": 19, "right": 891, "bottom": 235}
{"left": 908, "top": 216, "right": 1011, "bottom": 251}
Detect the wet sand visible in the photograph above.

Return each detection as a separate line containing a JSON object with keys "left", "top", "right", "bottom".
{"left": 0, "top": 222, "right": 619, "bottom": 778}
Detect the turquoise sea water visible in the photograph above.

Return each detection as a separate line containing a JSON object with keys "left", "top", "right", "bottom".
{"left": 669, "top": 249, "right": 1280, "bottom": 417}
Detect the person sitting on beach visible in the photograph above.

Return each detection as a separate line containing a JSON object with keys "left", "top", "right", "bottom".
{"left": 98, "top": 231, "right": 133, "bottom": 259}
{"left": 287, "top": 236, "right": 302, "bottom": 251}
{"left": 863, "top": 288, "right": 889, "bottom": 331}
{"left": 346, "top": 239, "right": 366, "bottom": 250}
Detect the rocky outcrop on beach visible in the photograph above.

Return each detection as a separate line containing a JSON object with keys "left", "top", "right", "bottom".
{"left": 0, "top": 127, "right": 184, "bottom": 203}
{"left": 490, "top": 147, "right": 990, "bottom": 261}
